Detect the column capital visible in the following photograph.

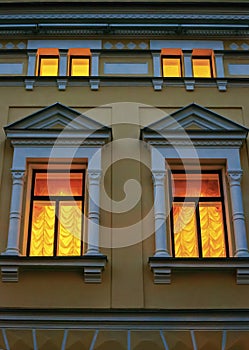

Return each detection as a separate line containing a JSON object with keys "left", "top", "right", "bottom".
{"left": 152, "top": 170, "right": 166, "bottom": 185}
{"left": 11, "top": 170, "right": 26, "bottom": 181}
{"left": 87, "top": 169, "right": 102, "bottom": 185}
{"left": 227, "top": 169, "right": 243, "bottom": 184}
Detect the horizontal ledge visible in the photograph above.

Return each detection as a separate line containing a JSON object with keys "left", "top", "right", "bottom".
{"left": 148, "top": 257, "right": 249, "bottom": 269}
{"left": 0, "top": 255, "right": 108, "bottom": 268}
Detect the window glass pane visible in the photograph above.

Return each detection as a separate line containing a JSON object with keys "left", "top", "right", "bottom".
{"left": 57, "top": 201, "right": 82, "bottom": 256}
{"left": 199, "top": 202, "right": 226, "bottom": 257}
{"left": 39, "top": 57, "right": 58, "bottom": 76}
{"left": 34, "top": 173, "right": 83, "bottom": 197}
{"left": 70, "top": 58, "right": 89, "bottom": 76}
{"left": 29, "top": 201, "right": 55, "bottom": 256}
{"left": 192, "top": 58, "right": 212, "bottom": 77}
{"left": 172, "top": 173, "right": 220, "bottom": 197}
{"left": 162, "top": 58, "right": 181, "bottom": 77}
{"left": 173, "top": 202, "right": 199, "bottom": 257}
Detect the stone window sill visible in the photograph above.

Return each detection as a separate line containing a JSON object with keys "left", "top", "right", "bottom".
{"left": 0, "top": 255, "right": 107, "bottom": 283}
{"left": 149, "top": 257, "right": 249, "bottom": 284}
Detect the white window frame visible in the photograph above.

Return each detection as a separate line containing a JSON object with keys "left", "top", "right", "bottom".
{"left": 1, "top": 103, "right": 111, "bottom": 283}
{"left": 141, "top": 103, "right": 249, "bottom": 284}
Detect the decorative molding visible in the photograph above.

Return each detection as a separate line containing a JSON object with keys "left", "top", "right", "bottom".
{"left": 149, "top": 258, "right": 249, "bottom": 285}
{"left": 24, "top": 79, "right": 35, "bottom": 90}
{"left": 90, "top": 79, "right": 100, "bottom": 91}
{"left": 1, "top": 13, "right": 249, "bottom": 21}
{"left": 227, "top": 169, "right": 243, "bottom": 184}
{"left": 1, "top": 266, "right": 19, "bottom": 282}
{"left": 237, "top": 268, "right": 249, "bottom": 284}
{"left": 217, "top": 79, "right": 227, "bottom": 92}
{"left": 57, "top": 78, "right": 67, "bottom": 91}
{"left": 0, "top": 256, "right": 107, "bottom": 283}
{"left": 146, "top": 139, "right": 244, "bottom": 147}
{"left": 184, "top": 79, "right": 195, "bottom": 91}
{"left": 10, "top": 139, "right": 107, "bottom": 146}
{"left": 152, "top": 78, "right": 163, "bottom": 91}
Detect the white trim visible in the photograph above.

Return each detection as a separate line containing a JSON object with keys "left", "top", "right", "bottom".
{"left": 27, "top": 40, "right": 101, "bottom": 50}
{"left": 150, "top": 40, "right": 224, "bottom": 50}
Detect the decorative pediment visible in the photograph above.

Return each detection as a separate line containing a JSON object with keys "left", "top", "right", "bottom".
{"left": 141, "top": 103, "right": 248, "bottom": 146}
{"left": 4, "top": 102, "right": 111, "bottom": 145}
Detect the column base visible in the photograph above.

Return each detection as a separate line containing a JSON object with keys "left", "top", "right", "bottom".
{"left": 2, "top": 248, "right": 20, "bottom": 256}
{"left": 235, "top": 249, "right": 249, "bottom": 258}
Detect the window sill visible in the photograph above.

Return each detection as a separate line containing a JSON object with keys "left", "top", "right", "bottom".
{"left": 0, "top": 255, "right": 107, "bottom": 283}
{"left": 148, "top": 257, "right": 249, "bottom": 285}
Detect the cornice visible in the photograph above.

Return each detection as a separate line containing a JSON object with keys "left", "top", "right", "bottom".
{"left": 0, "top": 13, "right": 249, "bottom": 21}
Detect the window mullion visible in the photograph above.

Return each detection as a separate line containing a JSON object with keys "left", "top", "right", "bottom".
{"left": 54, "top": 199, "right": 59, "bottom": 257}
{"left": 195, "top": 201, "right": 203, "bottom": 258}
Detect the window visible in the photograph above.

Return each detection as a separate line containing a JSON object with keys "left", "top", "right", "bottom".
{"left": 170, "top": 171, "right": 228, "bottom": 258}
{"left": 68, "top": 48, "right": 91, "bottom": 76}
{"left": 36, "top": 48, "right": 59, "bottom": 76}
{"left": 27, "top": 170, "right": 85, "bottom": 257}
{"left": 161, "top": 48, "right": 183, "bottom": 77}
{"left": 192, "top": 49, "right": 216, "bottom": 78}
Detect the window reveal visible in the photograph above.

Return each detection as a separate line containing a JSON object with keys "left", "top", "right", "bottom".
{"left": 161, "top": 48, "right": 183, "bottom": 77}
{"left": 170, "top": 171, "right": 228, "bottom": 258}
{"left": 28, "top": 171, "right": 84, "bottom": 257}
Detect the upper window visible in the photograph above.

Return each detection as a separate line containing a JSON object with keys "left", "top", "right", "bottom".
{"left": 161, "top": 48, "right": 183, "bottom": 77}
{"left": 68, "top": 48, "right": 91, "bottom": 76}
{"left": 36, "top": 48, "right": 59, "bottom": 76}
{"left": 170, "top": 171, "right": 228, "bottom": 258}
{"left": 192, "top": 49, "right": 216, "bottom": 78}
{"left": 27, "top": 170, "right": 85, "bottom": 257}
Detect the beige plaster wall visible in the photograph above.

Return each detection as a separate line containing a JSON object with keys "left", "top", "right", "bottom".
{"left": 1, "top": 84, "right": 249, "bottom": 309}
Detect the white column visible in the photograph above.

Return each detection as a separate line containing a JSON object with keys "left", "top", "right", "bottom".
{"left": 3, "top": 170, "right": 25, "bottom": 255}
{"left": 59, "top": 50, "right": 68, "bottom": 76}
{"left": 86, "top": 169, "right": 102, "bottom": 255}
{"left": 183, "top": 52, "right": 193, "bottom": 77}
{"left": 91, "top": 52, "right": 100, "bottom": 76}
{"left": 27, "top": 50, "right": 37, "bottom": 76}
{"left": 152, "top": 52, "right": 162, "bottom": 77}
{"left": 215, "top": 53, "right": 225, "bottom": 78}
{"left": 90, "top": 52, "right": 100, "bottom": 90}
{"left": 152, "top": 170, "right": 170, "bottom": 257}
{"left": 227, "top": 169, "right": 249, "bottom": 257}
{"left": 152, "top": 52, "right": 163, "bottom": 91}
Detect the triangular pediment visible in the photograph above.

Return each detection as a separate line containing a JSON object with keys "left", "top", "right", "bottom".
{"left": 144, "top": 103, "right": 248, "bottom": 133}
{"left": 5, "top": 102, "right": 106, "bottom": 131}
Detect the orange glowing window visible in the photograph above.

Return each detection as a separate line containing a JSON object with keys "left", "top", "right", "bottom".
{"left": 28, "top": 171, "right": 84, "bottom": 257}
{"left": 192, "top": 49, "right": 215, "bottom": 78}
{"left": 161, "top": 48, "right": 183, "bottom": 77}
{"left": 68, "top": 48, "right": 91, "bottom": 76}
{"left": 170, "top": 171, "right": 228, "bottom": 258}
{"left": 36, "top": 48, "right": 59, "bottom": 76}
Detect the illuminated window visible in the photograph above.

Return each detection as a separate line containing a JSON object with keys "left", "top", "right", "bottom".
{"left": 36, "top": 48, "right": 59, "bottom": 76}
{"left": 192, "top": 49, "right": 215, "bottom": 78}
{"left": 27, "top": 170, "right": 84, "bottom": 257}
{"left": 161, "top": 48, "right": 183, "bottom": 77}
{"left": 170, "top": 171, "right": 228, "bottom": 258}
{"left": 68, "top": 48, "right": 91, "bottom": 76}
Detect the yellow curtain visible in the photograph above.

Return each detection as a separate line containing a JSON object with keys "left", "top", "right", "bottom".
{"left": 200, "top": 203, "right": 226, "bottom": 257}
{"left": 173, "top": 203, "right": 198, "bottom": 257}
{"left": 30, "top": 202, "right": 55, "bottom": 256}
{"left": 57, "top": 202, "right": 82, "bottom": 256}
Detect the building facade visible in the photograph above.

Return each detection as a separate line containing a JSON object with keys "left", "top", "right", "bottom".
{"left": 0, "top": 0, "right": 249, "bottom": 349}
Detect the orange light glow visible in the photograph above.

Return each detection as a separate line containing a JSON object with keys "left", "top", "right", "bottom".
{"left": 29, "top": 201, "right": 55, "bottom": 256}
{"left": 57, "top": 201, "right": 82, "bottom": 256}
{"left": 34, "top": 172, "right": 83, "bottom": 197}
{"left": 162, "top": 58, "right": 182, "bottom": 77}
{"left": 39, "top": 58, "right": 59, "bottom": 76}
{"left": 70, "top": 58, "right": 90, "bottom": 76}
{"left": 29, "top": 172, "right": 83, "bottom": 257}
{"left": 172, "top": 173, "right": 226, "bottom": 258}
{"left": 192, "top": 58, "right": 212, "bottom": 78}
